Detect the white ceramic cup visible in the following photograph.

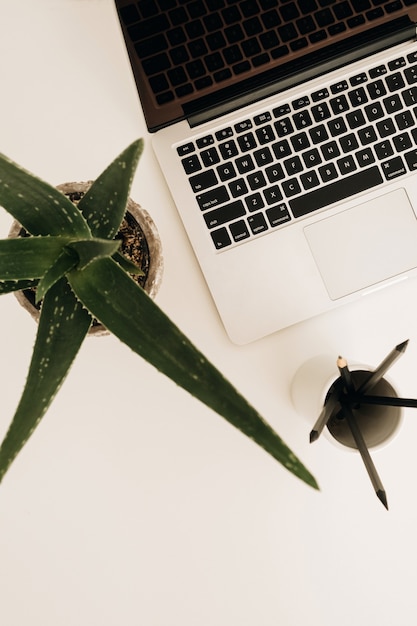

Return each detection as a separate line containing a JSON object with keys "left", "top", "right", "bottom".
{"left": 291, "top": 355, "right": 403, "bottom": 451}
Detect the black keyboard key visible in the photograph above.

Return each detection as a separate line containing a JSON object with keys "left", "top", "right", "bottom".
{"left": 330, "top": 80, "right": 348, "bottom": 94}
{"left": 365, "top": 101, "right": 384, "bottom": 121}
{"left": 235, "top": 154, "right": 255, "bottom": 173}
{"left": 197, "top": 135, "right": 214, "bottom": 148}
{"left": 381, "top": 156, "right": 406, "bottom": 180}
{"left": 404, "top": 149, "right": 417, "bottom": 171}
{"left": 321, "top": 140, "right": 340, "bottom": 160}
{"left": 272, "top": 139, "right": 292, "bottom": 158}
{"left": 293, "top": 110, "right": 313, "bottom": 129}
{"left": 346, "top": 110, "right": 366, "bottom": 129}
{"left": 337, "top": 155, "right": 357, "bottom": 175}
{"left": 197, "top": 186, "right": 229, "bottom": 210}
{"left": 318, "top": 162, "right": 338, "bottom": 183}
{"left": 289, "top": 166, "right": 383, "bottom": 218}
{"left": 309, "top": 124, "right": 329, "bottom": 144}
{"left": 274, "top": 117, "right": 295, "bottom": 137}
{"left": 201, "top": 147, "right": 220, "bottom": 166}
{"left": 253, "top": 147, "right": 273, "bottom": 167}
{"left": 245, "top": 192, "right": 265, "bottom": 211}
{"left": 348, "top": 87, "right": 368, "bottom": 107}
{"left": 266, "top": 204, "right": 292, "bottom": 227}
{"left": 219, "top": 140, "right": 238, "bottom": 159}
{"left": 181, "top": 154, "right": 201, "bottom": 174}
{"left": 388, "top": 57, "right": 406, "bottom": 71}
{"left": 311, "top": 88, "right": 329, "bottom": 102}
{"left": 300, "top": 170, "right": 320, "bottom": 190}
{"left": 402, "top": 86, "right": 417, "bottom": 106}
{"left": 237, "top": 132, "right": 257, "bottom": 151}
{"left": 356, "top": 147, "right": 376, "bottom": 167}
{"left": 256, "top": 125, "right": 276, "bottom": 144}
{"left": 284, "top": 155, "right": 303, "bottom": 176}
{"left": 383, "top": 93, "right": 403, "bottom": 114}
{"left": 311, "top": 102, "right": 331, "bottom": 121}
{"left": 230, "top": 220, "right": 250, "bottom": 243}
{"left": 217, "top": 162, "right": 237, "bottom": 181}
{"left": 369, "top": 64, "right": 387, "bottom": 78}
{"left": 248, "top": 213, "right": 269, "bottom": 234}
{"left": 374, "top": 140, "right": 394, "bottom": 159}
{"left": 211, "top": 227, "right": 231, "bottom": 249}
{"left": 189, "top": 169, "right": 217, "bottom": 192}
{"left": 265, "top": 163, "right": 285, "bottom": 182}
{"left": 291, "top": 132, "right": 311, "bottom": 151}
{"left": 328, "top": 117, "right": 347, "bottom": 136}
{"left": 264, "top": 185, "right": 283, "bottom": 204}
{"left": 395, "top": 110, "right": 415, "bottom": 130}
{"left": 340, "top": 134, "right": 359, "bottom": 153}
{"left": 358, "top": 126, "right": 378, "bottom": 145}
{"left": 229, "top": 178, "right": 248, "bottom": 198}
{"left": 330, "top": 94, "right": 350, "bottom": 114}
{"left": 177, "top": 142, "right": 195, "bottom": 156}
{"left": 302, "top": 148, "right": 322, "bottom": 167}
{"left": 367, "top": 79, "right": 387, "bottom": 99}
{"left": 405, "top": 66, "right": 417, "bottom": 85}
{"left": 203, "top": 199, "right": 246, "bottom": 228}
{"left": 376, "top": 118, "right": 396, "bottom": 138}
{"left": 393, "top": 133, "right": 413, "bottom": 152}
{"left": 386, "top": 72, "right": 405, "bottom": 92}
{"left": 282, "top": 178, "right": 302, "bottom": 197}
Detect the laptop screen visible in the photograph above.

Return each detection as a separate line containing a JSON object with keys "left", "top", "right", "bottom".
{"left": 114, "top": 0, "right": 417, "bottom": 131}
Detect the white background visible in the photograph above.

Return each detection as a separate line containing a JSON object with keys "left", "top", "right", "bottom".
{"left": 1, "top": 2, "right": 417, "bottom": 624}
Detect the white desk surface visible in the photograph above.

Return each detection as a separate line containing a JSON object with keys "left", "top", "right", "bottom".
{"left": 1, "top": 2, "right": 417, "bottom": 625}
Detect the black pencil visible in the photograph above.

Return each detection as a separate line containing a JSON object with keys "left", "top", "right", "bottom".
{"left": 310, "top": 391, "right": 340, "bottom": 443}
{"left": 337, "top": 356, "right": 355, "bottom": 396}
{"left": 341, "top": 401, "right": 388, "bottom": 510}
{"left": 358, "top": 340, "right": 409, "bottom": 395}
{"left": 351, "top": 394, "right": 417, "bottom": 409}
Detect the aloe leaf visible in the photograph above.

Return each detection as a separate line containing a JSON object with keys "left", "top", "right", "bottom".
{"left": 0, "top": 278, "right": 92, "bottom": 483}
{"left": 0, "top": 279, "right": 38, "bottom": 295}
{"left": 0, "top": 236, "right": 77, "bottom": 280}
{"left": 113, "top": 251, "right": 144, "bottom": 275}
{"left": 35, "top": 249, "right": 78, "bottom": 303}
{"left": 0, "top": 153, "right": 91, "bottom": 237}
{"left": 77, "top": 139, "right": 144, "bottom": 240}
{"left": 66, "top": 238, "right": 121, "bottom": 269}
{"left": 68, "top": 257, "right": 318, "bottom": 489}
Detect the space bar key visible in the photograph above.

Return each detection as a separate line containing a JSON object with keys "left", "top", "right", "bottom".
{"left": 289, "top": 166, "right": 383, "bottom": 218}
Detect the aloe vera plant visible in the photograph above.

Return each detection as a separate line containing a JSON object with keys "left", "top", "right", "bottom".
{"left": 0, "top": 139, "right": 318, "bottom": 489}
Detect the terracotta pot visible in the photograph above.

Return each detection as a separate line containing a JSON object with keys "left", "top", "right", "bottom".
{"left": 9, "top": 181, "right": 164, "bottom": 335}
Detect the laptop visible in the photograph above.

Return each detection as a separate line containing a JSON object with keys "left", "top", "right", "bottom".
{"left": 114, "top": 0, "right": 417, "bottom": 344}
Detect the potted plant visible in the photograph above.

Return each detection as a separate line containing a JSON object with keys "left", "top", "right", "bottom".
{"left": 0, "top": 139, "right": 318, "bottom": 490}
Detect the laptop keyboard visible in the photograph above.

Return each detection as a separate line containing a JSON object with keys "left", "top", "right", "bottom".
{"left": 178, "top": 49, "right": 417, "bottom": 250}
{"left": 119, "top": 0, "right": 417, "bottom": 106}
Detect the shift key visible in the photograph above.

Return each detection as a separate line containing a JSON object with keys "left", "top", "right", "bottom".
{"left": 203, "top": 200, "right": 246, "bottom": 229}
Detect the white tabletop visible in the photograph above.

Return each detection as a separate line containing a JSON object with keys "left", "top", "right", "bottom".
{"left": 1, "top": 2, "right": 417, "bottom": 625}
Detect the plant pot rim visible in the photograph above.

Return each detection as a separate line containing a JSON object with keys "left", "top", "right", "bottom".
{"left": 9, "top": 180, "right": 164, "bottom": 336}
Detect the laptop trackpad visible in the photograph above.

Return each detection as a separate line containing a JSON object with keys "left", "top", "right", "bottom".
{"left": 304, "top": 188, "right": 417, "bottom": 300}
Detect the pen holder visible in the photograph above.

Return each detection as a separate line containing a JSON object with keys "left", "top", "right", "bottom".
{"left": 291, "top": 356, "right": 403, "bottom": 450}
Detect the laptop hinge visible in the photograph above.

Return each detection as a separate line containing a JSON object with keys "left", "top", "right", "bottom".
{"left": 186, "top": 17, "right": 416, "bottom": 128}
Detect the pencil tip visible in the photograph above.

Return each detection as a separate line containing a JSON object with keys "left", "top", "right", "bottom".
{"left": 310, "top": 430, "right": 319, "bottom": 443}
{"left": 377, "top": 489, "right": 389, "bottom": 510}
{"left": 397, "top": 339, "right": 409, "bottom": 352}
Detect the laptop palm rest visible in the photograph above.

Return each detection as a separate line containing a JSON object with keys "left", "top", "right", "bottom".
{"left": 304, "top": 188, "right": 417, "bottom": 300}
